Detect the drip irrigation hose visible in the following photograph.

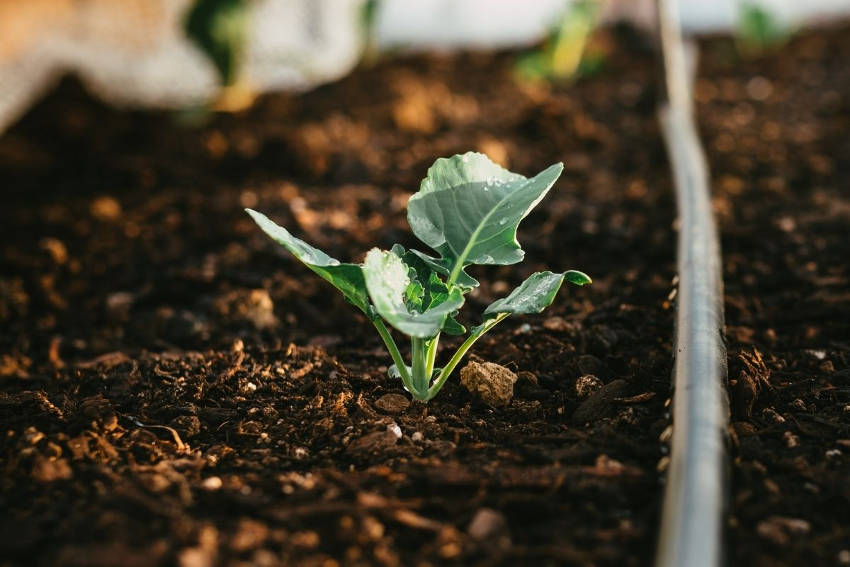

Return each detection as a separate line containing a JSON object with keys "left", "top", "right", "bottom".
{"left": 655, "top": 1, "right": 730, "bottom": 566}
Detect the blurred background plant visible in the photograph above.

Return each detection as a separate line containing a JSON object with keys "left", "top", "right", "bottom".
{"left": 736, "top": 1, "right": 793, "bottom": 57}
{"left": 515, "top": 0, "right": 604, "bottom": 83}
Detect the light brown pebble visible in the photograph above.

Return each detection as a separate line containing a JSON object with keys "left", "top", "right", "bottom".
{"left": 460, "top": 361, "right": 518, "bottom": 407}
{"left": 575, "top": 374, "right": 603, "bottom": 398}
{"left": 374, "top": 393, "right": 410, "bottom": 414}
{"left": 467, "top": 508, "right": 510, "bottom": 545}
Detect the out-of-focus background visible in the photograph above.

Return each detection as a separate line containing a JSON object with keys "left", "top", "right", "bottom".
{"left": 1, "top": 0, "right": 849, "bottom": 134}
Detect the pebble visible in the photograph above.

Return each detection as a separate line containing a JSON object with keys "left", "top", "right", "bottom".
{"left": 467, "top": 508, "right": 510, "bottom": 545}
{"left": 346, "top": 430, "right": 399, "bottom": 455}
{"left": 374, "top": 393, "right": 410, "bottom": 414}
{"left": 387, "top": 422, "right": 402, "bottom": 439}
{"left": 572, "top": 379, "right": 629, "bottom": 424}
{"left": 201, "top": 476, "right": 223, "bottom": 490}
{"left": 783, "top": 431, "right": 799, "bottom": 448}
{"left": 460, "top": 361, "right": 518, "bottom": 407}
{"left": 761, "top": 407, "right": 785, "bottom": 424}
{"left": 575, "top": 374, "right": 603, "bottom": 399}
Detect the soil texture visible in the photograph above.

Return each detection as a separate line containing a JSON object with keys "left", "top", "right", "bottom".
{"left": 0, "top": 29, "right": 677, "bottom": 566}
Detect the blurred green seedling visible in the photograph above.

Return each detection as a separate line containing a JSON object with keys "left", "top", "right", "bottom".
{"left": 516, "top": 0, "right": 604, "bottom": 83}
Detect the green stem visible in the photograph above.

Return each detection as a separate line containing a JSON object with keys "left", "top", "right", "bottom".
{"left": 425, "top": 332, "right": 440, "bottom": 377}
{"left": 411, "top": 337, "right": 429, "bottom": 398}
{"left": 372, "top": 318, "right": 414, "bottom": 392}
{"left": 426, "top": 313, "right": 509, "bottom": 400}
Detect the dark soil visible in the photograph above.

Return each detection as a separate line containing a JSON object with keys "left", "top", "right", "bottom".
{"left": 0, "top": 30, "right": 675, "bottom": 566}
{"left": 698, "top": 26, "right": 850, "bottom": 567}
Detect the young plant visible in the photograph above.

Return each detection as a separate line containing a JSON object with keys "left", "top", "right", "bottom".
{"left": 246, "top": 152, "right": 590, "bottom": 402}
{"left": 515, "top": 0, "right": 603, "bottom": 83}
{"left": 736, "top": 1, "right": 791, "bottom": 57}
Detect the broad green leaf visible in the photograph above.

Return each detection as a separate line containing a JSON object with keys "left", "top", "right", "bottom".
{"left": 407, "top": 249, "right": 480, "bottom": 289}
{"left": 441, "top": 315, "right": 466, "bottom": 335}
{"left": 391, "top": 245, "right": 468, "bottom": 331}
{"left": 482, "top": 270, "right": 591, "bottom": 320}
{"left": 246, "top": 209, "right": 371, "bottom": 315}
{"left": 407, "top": 152, "right": 563, "bottom": 285}
{"left": 363, "top": 249, "right": 464, "bottom": 338}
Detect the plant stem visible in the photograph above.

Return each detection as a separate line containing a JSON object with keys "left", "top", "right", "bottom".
{"left": 372, "top": 318, "right": 415, "bottom": 393}
{"left": 426, "top": 313, "right": 510, "bottom": 400}
{"left": 411, "top": 337, "right": 429, "bottom": 398}
{"left": 425, "top": 333, "right": 440, "bottom": 376}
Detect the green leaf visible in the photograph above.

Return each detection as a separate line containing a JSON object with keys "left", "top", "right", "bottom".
{"left": 407, "top": 152, "right": 563, "bottom": 286}
{"left": 246, "top": 209, "right": 371, "bottom": 315}
{"left": 564, "top": 270, "right": 593, "bottom": 287}
{"left": 391, "top": 245, "right": 468, "bottom": 332}
{"left": 363, "top": 248, "right": 464, "bottom": 338}
{"left": 441, "top": 315, "right": 466, "bottom": 335}
{"left": 482, "top": 270, "right": 591, "bottom": 320}
{"left": 406, "top": 249, "right": 480, "bottom": 289}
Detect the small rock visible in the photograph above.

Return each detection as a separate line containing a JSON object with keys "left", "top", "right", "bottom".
{"left": 213, "top": 289, "right": 277, "bottom": 330}
{"left": 39, "top": 238, "right": 68, "bottom": 265}
{"left": 467, "top": 508, "right": 510, "bottom": 549}
{"left": 411, "top": 431, "right": 424, "bottom": 442}
{"left": 289, "top": 531, "right": 320, "bottom": 549}
{"left": 374, "top": 393, "right": 410, "bottom": 414}
{"left": 542, "top": 316, "right": 570, "bottom": 332}
{"left": 177, "top": 547, "right": 214, "bottom": 567}
{"left": 460, "top": 361, "right": 518, "bottom": 407}
{"left": 80, "top": 395, "right": 118, "bottom": 431}
{"left": 387, "top": 422, "right": 402, "bottom": 439}
{"left": 201, "top": 476, "right": 223, "bottom": 491}
{"left": 572, "top": 379, "right": 629, "bottom": 424}
{"left": 575, "top": 374, "right": 603, "bottom": 399}
{"left": 762, "top": 407, "right": 785, "bottom": 424}
{"left": 23, "top": 427, "right": 45, "bottom": 445}
{"left": 783, "top": 431, "right": 799, "bottom": 448}
{"left": 90, "top": 196, "right": 122, "bottom": 221}
{"left": 347, "top": 430, "right": 398, "bottom": 455}
{"left": 31, "top": 455, "right": 72, "bottom": 482}
{"left": 230, "top": 518, "right": 269, "bottom": 552}
{"left": 106, "top": 292, "right": 135, "bottom": 321}
{"left": 756, "top": 516, "right": 811, "bottom": 546}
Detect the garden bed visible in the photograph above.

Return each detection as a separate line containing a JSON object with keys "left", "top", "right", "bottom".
{"left": 698, "top": 27, "right": 850, "bottom": 567}
{"left": 0, "top": 29, "right": 674, "bottom": 566}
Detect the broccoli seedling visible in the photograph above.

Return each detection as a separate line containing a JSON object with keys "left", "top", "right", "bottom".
{"left": 736, "top": 2, "right": 791, "bottom": 57}
{"left": 516, "top": 0, "right": 602, "bottom": 83}
{"left": 247, "top": 152, "right": 590, "bottom": 402}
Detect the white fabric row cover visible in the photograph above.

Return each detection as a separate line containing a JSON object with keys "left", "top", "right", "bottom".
{"left": 0, "top": 0, "right": 364, "bottom": 133}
